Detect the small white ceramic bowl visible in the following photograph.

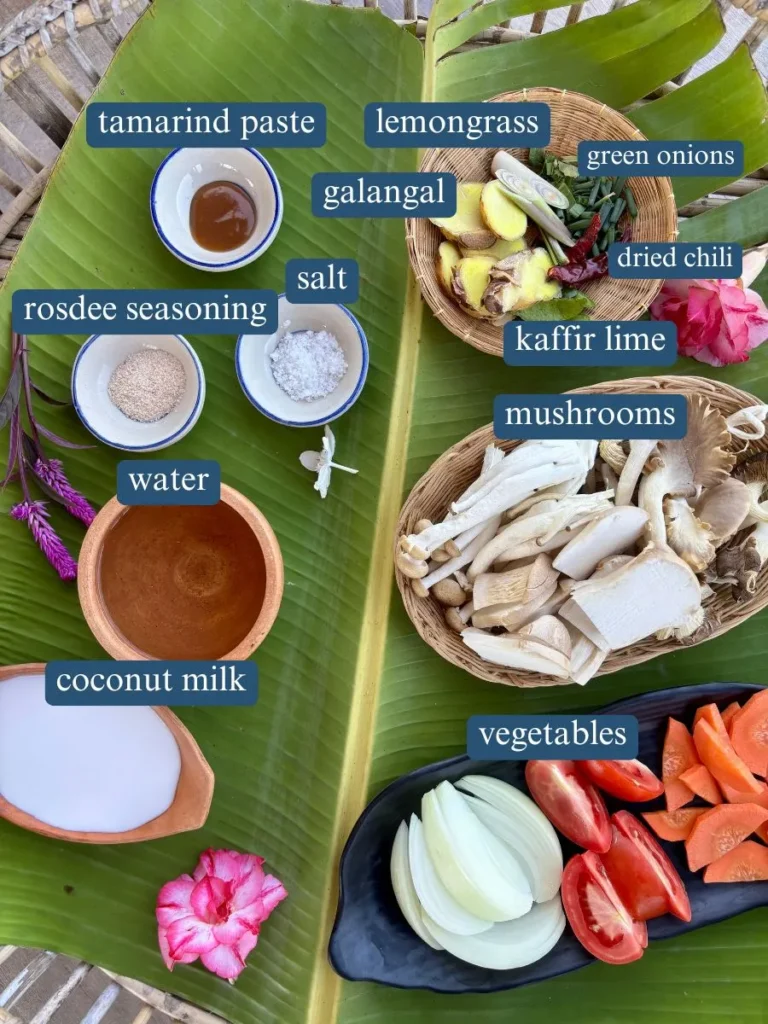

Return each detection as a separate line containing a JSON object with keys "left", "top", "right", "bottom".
{"left": 150, "top": 148, "right": 283, "bottom": 272}
{"left": 236, "top": 296, "right": 368, "bottom": 428}
{"left": 72, "top": 334, "right": 205, "bottom": 452}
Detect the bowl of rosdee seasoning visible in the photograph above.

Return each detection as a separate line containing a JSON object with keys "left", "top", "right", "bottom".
{"left": 236, "top": 295, "right": 369, "bottom": 427}
{"left": 78, "top": 484, "right": 284, "bottom": 661}
{"left": 72, "top": 333, "right": 205, "bottom": 451}
{"left": 150, "top": 147, "right": 283, "bottom": 271}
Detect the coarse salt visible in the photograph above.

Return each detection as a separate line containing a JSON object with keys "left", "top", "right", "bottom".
{"left": 108, "top": 347, "right": 187, "bottom": 423}
{"left": 270, "top": 329, "right": 347, "bottom": 402}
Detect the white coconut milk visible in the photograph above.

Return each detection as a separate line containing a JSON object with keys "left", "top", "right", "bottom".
{"left": 0, "top": 674, "right": 181, "bottom": 833}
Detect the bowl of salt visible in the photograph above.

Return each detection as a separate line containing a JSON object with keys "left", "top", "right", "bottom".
{"left": 72, "top": 333, "right": 205, "bottom": 451}
{"left": 0, "top": 664, "right": 214, "bottom": 843}
{"left": 236, "top": 296, "right": 368, "bottom": 427}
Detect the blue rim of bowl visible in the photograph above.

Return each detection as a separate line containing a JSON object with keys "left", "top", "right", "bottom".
{"left": 149, "top": 147, "right": 283, "bottom": 270}
{"left": 235, "top": 297, "right": 369, "bottom": 428}
{"left": 71, "top": 333, "right": 205, "bottom": 451}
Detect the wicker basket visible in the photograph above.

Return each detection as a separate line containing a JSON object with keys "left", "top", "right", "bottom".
{"left": 395, "top": 375, "right": 768, "bottom": 689}
{"left": 407, "top": 88, "right": 678, "bottom": 357}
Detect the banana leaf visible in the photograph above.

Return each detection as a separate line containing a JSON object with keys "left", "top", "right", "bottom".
{"left": 1, "top": 1, "right": 768, "bottom": 1023}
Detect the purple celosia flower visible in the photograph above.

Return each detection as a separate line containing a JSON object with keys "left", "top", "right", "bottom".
{"left": 11, "top": 500, "right": 78, "bottom": 581}
{"left": 33, "top": 457, "right": 96, "bottom": 526}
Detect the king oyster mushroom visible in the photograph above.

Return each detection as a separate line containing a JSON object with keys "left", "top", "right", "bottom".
{"left": 461, "top": 627, "right": 570, "bottom": 679}
{"left": 599, "top": 440, "right": 627, "bottom": 476}
{"left": 552, "top": 505, "right": 648, "bottom": 580}
{"left": 471, "top": 583, "right": 566, "bottom": 631}
{"left": 516, "top": 615, "right": 572, "bottom": 658}
{"left": 615, "top": 440, "right": 658, "bottom": 505}
{"left": 472, "top": 553, "right": 558, "bottom": 612}
{"left": 559, "top": 545, "right": 701, "bottom": 651}
{"left": 731, "top": 453, "right": 768, "bottom": 524}
{"left": 638, "top": 395, "right": 735, "bottom": 547}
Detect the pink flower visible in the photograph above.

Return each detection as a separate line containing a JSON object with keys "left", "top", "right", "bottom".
{"left": 156, "top": 848, "right": 287, "bottom": 982}
{"left": 10, "top": 500, "right": 78, "bottom": 581}
{"left": 33, "top": 458, "right": 96, "bottom": 526}
{"left": 651, "top": 277, "right": 768, "bottom": 368}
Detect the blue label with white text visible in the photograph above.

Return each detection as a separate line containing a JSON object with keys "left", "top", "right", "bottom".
{"left": 578, "top": 140, "right": 743, "bottom": 177}
{"left": 609, "top": 243, "right": 742, "bottom": 279}
{"left": 117, "top": 460, "right": 220, "bottom": 505}
{"left": 311, "top": 173, "right": 456, "bottom": 218}
{"left": 87, "top": 102, "right": 326, "bottom": 147}
{"left": 46, "top": 661, "right": 257, "bottom": 706}
{"left": 504, "top": 320, "right": 677, "bottom": 367}
{"left": 494, "top": 393, "right": 687, "bottom": 440}
{"left": 365, "top": 102, "right": 550, "bottom": 148}
{"left": 467, "top": 715, "right": 639, "bottom": 760}
{"left": 285, "top": 259, "right": 359, "bottom": 303}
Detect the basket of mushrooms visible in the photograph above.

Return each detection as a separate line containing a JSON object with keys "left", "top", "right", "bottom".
{"left": 395, "top": 375, "right": 768, "bottom": 688}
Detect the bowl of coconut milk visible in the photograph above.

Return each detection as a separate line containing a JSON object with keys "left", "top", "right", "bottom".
{"left": 236, "top": 296, "right": 369, "bottom": 427}
{"left": 0, "top": 664, "right": 214, "bottom": 843}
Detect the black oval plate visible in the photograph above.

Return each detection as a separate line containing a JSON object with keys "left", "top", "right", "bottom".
{"left": 329, "top": 682, "right": 768, "bottom": 994}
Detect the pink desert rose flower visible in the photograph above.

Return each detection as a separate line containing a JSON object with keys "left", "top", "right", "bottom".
{"left": 651, "top": 277, "right": 768, "bottom": 368}
{"left": 157, "top": 848, "right": 287, "bottom": 981}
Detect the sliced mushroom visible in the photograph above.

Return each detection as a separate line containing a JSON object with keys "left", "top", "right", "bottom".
{"left": 472, "top": 554, "right": 558, "bottom": 611}
{"left": 558, "top": 600, "right": 611, "bottom": 652}
{"left": 656, "top": 605, "right": 706, "bottom": 642}
{"left": 517, "top": 615, "right": 572, "bottom": 658}
{"left": 694, "top": 477, "right": 751, "bottom": 546}
{"left": 560, "top": 545, "right": 701, "bottom": 650}
{"left": 732, "top": 454, "right": 768, "bottom": 524}
{"left": 461, "top": 628, "right": 570, "bottom": 679}
{"left": 664, "top": 497, "right": 715, "bottom": 571}
{"left": 562, "top": 623, "right": 608, "bottom": 686}
{"left": 471, "top": 584, "right": 566, "bottom": 631}
{"left": 639, "top": 395, "right": 735, "bottom": 545}
{"left": 552, "top": 505, "right": 648, "bottom": 580}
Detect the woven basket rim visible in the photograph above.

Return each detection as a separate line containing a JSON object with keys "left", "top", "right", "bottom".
{"left": 406, "top": 87, "right": 678, "bottom": 357}
{"left": 395, "top": 374, "right": 768, "bottom": 689}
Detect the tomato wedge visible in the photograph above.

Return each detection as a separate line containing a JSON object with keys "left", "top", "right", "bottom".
{"left": 608, "top": 811, "right": 691, "bottom": 922}
{"left": 579, "top": 758, "right": 664, "bottom": 802}
{"left": 561, "top": 851, "right": 647, "bottom": 965}
{"left": 525, "top": 760, "right": 611, "bottom": 853}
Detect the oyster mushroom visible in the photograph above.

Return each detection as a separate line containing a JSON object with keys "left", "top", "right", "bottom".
{"left": 638, "top": 395, "right": 735, "bottom": 546}
{"left": 656, "top": 605, "right": 707, "bottom": 642}
{"left": 713, "top": 530, "right": 763, "bottom": 601}
{"left": 664, "top": 497, "right": 715, "bottom": 571}
{"left": 471, "top": 584, "right": 566, "bottom": 631}
{"left": 731, "top": 453, "right": 768, "bottom": 524}
{"left": 726, "top": 404, "right": 768, "bottom": 442}
{"left": 694, "top": 477, "right": 751, "bottom": 546}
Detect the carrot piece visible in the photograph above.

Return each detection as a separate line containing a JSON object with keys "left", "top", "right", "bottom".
{"left": 663, "top": 718, "right": 699, "bottom": 812}
{"left": 680, "top": 764, "right": 722, "bottom": 805}
{"left": 685, "top": 803, "right": 768, "bottom": 872}
{"left": 721, "top": 702, "right": 741, "bottom": 731}
{"left": 693, "top": 718, "right": 762, "bottom": 794}
{"left": 720, "top": 778, "right": 768, "bottom": 808}
{"left": 703, "top": 840, "right": 768, "bottom": 882}
{"left": 642, "top": 808, "right": 708, "bottom": 842}
{"left": 729, "top": 689, "right": 768, "bottom": 777}
{"left": 694, "top": 703, "right": 729, "bottom": 741}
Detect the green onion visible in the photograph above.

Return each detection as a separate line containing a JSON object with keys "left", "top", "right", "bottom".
{"left": 625, "top": 186, "right": 637, "bottom": 218}
{"left": 588, "top": 179, "right": 601, "bottom": 206}
{"left": 609, "top": 197, "right": 626, "bottom": 225}
{"left": 599, "top": 201, "right": 613, "bottom": 226}
{"left": 569, "top": 216, "right": 593, "bottom": 231}
{"left": 592, "top": 242, "right": 600, "bottom": 258}
{"left": 613, "top": 176, "right": 626, "bottom": 198}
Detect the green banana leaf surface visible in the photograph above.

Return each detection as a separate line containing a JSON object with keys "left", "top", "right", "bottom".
{"left": 0, "top": 1, "right": 767, "bottom": 1022}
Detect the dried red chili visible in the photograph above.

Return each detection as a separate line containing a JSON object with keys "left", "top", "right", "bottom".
{"left": 566, "top": 213, "right": 601, "bottom": 264}
{"left": 548, "top": 254, "right": 609, "bottom": 285}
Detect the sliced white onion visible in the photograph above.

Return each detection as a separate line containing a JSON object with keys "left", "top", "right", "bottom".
{"left": 407, "top": 814, "right": 493, "bottom": 935}
{"left": 422, "top": 781, "right": 532, "bottom": 923}
{"left": 456, "top": 776, "right": 563, "bottom": 903}
{"left": 423, "top": 896, "right": 566, "bottom": 970}
{"left": 390, "top": 820, "right": 443, "bottom": 949}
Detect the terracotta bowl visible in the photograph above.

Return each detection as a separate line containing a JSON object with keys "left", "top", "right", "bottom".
{"left": 0, "top": 663, "right": 214, "bottom": 844}
{"left": 78, "top": 483, "right": 284, "bottom": 661}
